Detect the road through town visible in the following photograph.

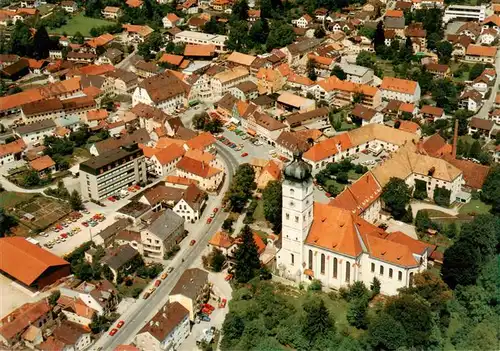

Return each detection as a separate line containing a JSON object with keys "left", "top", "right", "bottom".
{"left": 92, "top": 144, "right": 237, "bottom": 350}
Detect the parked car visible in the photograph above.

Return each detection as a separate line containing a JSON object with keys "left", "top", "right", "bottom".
{"left": 219, "top": 298, "right": 227, "bottom": 308}
{"left": 190, "top": 239, "right": 196, "bottom": 246}
{"left": 161, "top": 272, "right": 168, "bottom": 280}
{"left": 143, "top": 292, "right": 151, "bottom": 299}
{"left": 167, "top": 267, "right": 174, "bottom": 273}
{"left": 154, "top": 280, "right": 161, "bottom": 287}
{"left": 241, "top": 152, "right": 248, "bottom": 157}
{"left": 200, "top": 315, "right": 211, "bottom": 322}
{"left": 109, "top": 329, "right": 118, "bottom": 336}
{"left": 213, "top": 208, "right": 218, "bottom": 213}
{"left": 206, "top": 218, "right": 212, "bottom": 224}
{"left": 225, "top": 274, "right": 233, "bottom": 281}
{"left": 117, "top": 321, "right": 125, "bottom": 328}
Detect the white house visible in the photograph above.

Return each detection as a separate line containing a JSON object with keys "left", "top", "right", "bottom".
{"left": 175, "top": 156, "right": 223, "bottom": 192}
{"left": 458, "top": 89, "right": 483, "bottom": 112}
{"left": 14, "top": 120, "right": 56, "bottom": 145}
{"left": 380, "top": 77, "right": 421, "bottom": 103}
{"left": 350, "top": 104, "right": 384, "bottom": 126}
{"left": 293, "top": 14, "right": 313, "bottom": 28}
{"left": 135, "top": 302, "right": 190, "bottom": 351}
{"left": 60, "top": 0, "right": 78, "bottom": 12}
{"left": 162, "top": 13, "right": 181, "bottom": 28}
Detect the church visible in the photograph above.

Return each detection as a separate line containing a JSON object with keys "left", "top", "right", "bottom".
{"left": 276, "top": 155, "right": 435, "bottom": 295}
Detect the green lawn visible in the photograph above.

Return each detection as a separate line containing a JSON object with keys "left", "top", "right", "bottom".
{"left": 459, "top": 199, "right": 492, "bottom": 216}
{"left": 378, "top": 60, "right": 395, "bottom": 77}
{"left": 0, "top": 192, "right": 36, "bottom": 211}
{"left": 50, "top": 13, "right": 114, "bottom": 36}
{"left": 347, "top": 170, "right": 362, "bottom": 180}
{"left": 253, "top": 199, "right": 266, "bottom": 222}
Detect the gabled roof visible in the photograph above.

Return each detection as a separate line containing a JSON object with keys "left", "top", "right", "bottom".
{"left": 470, "top": 117, "right": 494, "bottom": 131}
{"left": 466, "top": 45, "right": 497, "bottom": 57}
{"left": 0, "top": 300, "right": 51, "bottom": 343}
{"left": 443, "top": 156, "right": 490, "bottom": 189}
{"left": 153, "top": 144, "right": 185, "bottom": 165}
{"left": 380, "top": 77, "right": 418, "bottom": 95}
{"left": 185, "top": 132, "right": 216, "bottom": 151}
{"left": 138, "top": 302, "right": 189, "bottom": 341}
{"left": 29, "top": 155, "right": 55, "bottom": 171}
{"left": 227, "top": 51, "right": 256, "bottom": 66}
{"left": 176, "top": 156, "right": 222, "bottom": 178}
{"left": 419, "top": 134, "right": 452, "bottom": 157}
{"left": 209, "top": 231, "right": 234, "bottom": 248}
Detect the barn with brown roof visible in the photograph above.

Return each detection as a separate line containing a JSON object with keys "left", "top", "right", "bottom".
{"left": 0, "top": 237, "right": 70, "bottom": 289}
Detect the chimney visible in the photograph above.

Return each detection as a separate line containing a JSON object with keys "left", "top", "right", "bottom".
{"left": 452, "top": 118, "right": 458, "bottom": 159}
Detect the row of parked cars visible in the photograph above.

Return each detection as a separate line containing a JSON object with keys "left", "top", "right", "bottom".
{"left": 82, "top": 213, "right": 106, "bottom": 227}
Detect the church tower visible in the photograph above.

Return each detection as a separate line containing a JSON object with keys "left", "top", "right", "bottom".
{"left": 277, "top": 153, "right": 314, "bottom": 281}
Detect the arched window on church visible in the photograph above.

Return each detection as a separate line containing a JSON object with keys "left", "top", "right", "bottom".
{"left": 290, "top": 189, "right": 295, "bottom": 196}
{"left": 409, "top": 272, "right": 414, "bottom": 286}
{"left": 333, "top": 258, "right": 338, "bottom": 278}
{"left": 308, "top": 250, "right": 313, "bottom": 269}
{"left": 345, "top": 262, "right": 351, "bottom": 282}
{"left": 320, "top": 254, "right": 325, "bottom": 274}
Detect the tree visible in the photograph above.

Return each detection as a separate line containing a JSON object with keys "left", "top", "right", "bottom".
{"left": 8, "top": 22, "right": 33, "bottom": 57}
{"left": 436, "top": 40, "right": 453, "bottom": 64}
{"left": 266, "top": 21, "right": 295, "bottom": 50}
{"left": 302, "top": 298, "right": 334, "bottom": 344}
{"left": 481, "top": 165, "right": 500, "bottom": 213}
{"left": 227, "top": 21, "right": 250, "bottom": 52}
{"left": 48, "top": 290, "right": 60, "bottom": 306}
{"left": 225, "top": 164, "right": 256, "bottom": 212}
{"left": 373, "top": 21, "right": 385, "bottom": 52}
{"left": 221, "top": 313, "right": 245, "bottom": 350}
{"left": 347, "top": 297, "right": 369, "bottom": 329}
{"left": 442, "top": 239, "right": 482, "bottom": 289}
{"left": 210, "top": 248, "right": 226, "bottom": 272}
{"left": 368, "top": 313, "right": 407, "bottom": 351}
{"left": 443, "top": 221, "right": 458, "bottom": 239}
{"left": 314, "top": 27, "right": 326, "bottom": 39}
{"left": 249, "top": 18, "right": 269, "bottom": 45}
{"left": 222, "top": 218, "right": 234, "bottom": 231}
{"left": 381, "top": 177, "right": 411, "bottom": 219}
{"left": 70, "top": 190, "right": 84, "bottom": 210}
{"left": 23, "top": 171, "right": 41, "bottom": 187}
{"left": 231, "top": 0, "right": 249, "bottom": 21}
{"left": 415, "top": 210, "right": 434, "bottom": 232}
{"left": 399, "top": 271, "right": 452, "bottom": 310}
{"left": 427, "top": 32, "right": 441, "bottom": 50}
{"left": 307, "top": 59, "right": 317, "bottom": 81}
{"left": 0, "top": 209, "right": 17, "bottom": 237}
{"left": 73, "top": 31, "right": 84, "bottom": 44}
{"left": 192, "top": 112, "right": 209, "bottom": 130}
{"left": 263, "top": 180, "right": 282, "bottom": 233}
{"left": 331, "top": 66, "right": 347, "bottom": 80}
{"left": 233, "top": 225, "right": 261, "bottom": 283}
{"left": 370, "top": 277, "right": 381, "bottom": 295}
{"left": 102, "top": 264, "right": 114, "bottom": 281}
{"left": 356, "top": 50, "right": 376, "bottom": 69}
{"left": 336, "top": 171, "right": 348, "bottom": 184}
{"left": 433, "top": 187, "right": 451, "bottom": 207}
{"left": 33, "top": 26, "right": 51, "bottom": 59}
{"left": 469, "top": 63, "right": 486, "bottom": 81}
{"left": 469, "top": 140, "right": 481, "bottom": 159}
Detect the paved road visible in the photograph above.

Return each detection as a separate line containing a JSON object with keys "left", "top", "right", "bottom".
{"left": 411, "top": 200, "right": 459, "bottom": 216}
{"left": 116, "top": 49, "right": 138, "bottom": 71}
{"left": 476, "top": 50, "right": 500, "bottom": 119}
{"left": 93, "top": 144, "right": 237, "bottom": 350}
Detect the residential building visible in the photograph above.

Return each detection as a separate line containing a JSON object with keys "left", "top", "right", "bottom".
{"left": 0, "top": 299, "right": 52, "bottom": 347}
{"left": 133, "top": 60, "right": 160, "bottom": 79}
{"left": 60, "top": 0, "right": 78, "bottom": 12}
{"left": 443, "top": 4, "right": 486, "bottom": 23}
{"left": 101, "top": 244, "right": 140, "bottom": 283}
{"left": 122, "top": 24, "right": 154, "bottom": 43}
{"left": 67, "top": 51, "right": 97, "bottom": 63}
{"left": 464, "top": 45, "right": 497, "bottom": 64}
{"left": 0, "top": 139, "right": 26, "bottom": 166}
{"left": 227, "top": 51, "right": 256, "bottom": 67}
{"left": 20, "top": 96, "right": 96, "bottom": 124}
{"left": 211, "top": 66, "right": 250, "bottom": 99}
{"left": 284, "top": 107, "right": 329, "bottom": 130}
{"left": 162, "top": 13, "right": 181, "bottom": 28}
{"left": 132, "top": 71, "right": 189, "bottom": 113}
{"left": 90, "top": 128, "right": 150, "bottom": 156}
{"left": 59, "top": 280, "right": 119, "bottom": 317}
{"left": 135, "top": 302, "right": 190, "bottom": 351}
{"left": 256, "top": 67, "right": 285, "bottom": 94}
{"left": 29, "top": 155, "right": 56, "bottom": 177}
{"left": 148, "top": 144, "right": 186, "bottom": 177}
{"left": 256, "top": 160, "right": 282, "bottom": 189}
{"left": 14, "top": 119, "right": 56, "bottom": 145}
{"left": 277, "top": 92, "right": 316, "bottom": 112}
{"left": 350, "top": 104, "right": 384, "bottom": 126}
{"left": 276, "top": 156, "right": 437, "bottom": 295}
{"left": 105, "top": 69, "right": 138, "bottom": 95}
{"left": 102, "top": 6, "right": 122, "bottom": 19}
{"left": 229, "top": 81, "right": 259, "bottom": 101}
{"left": 240, "top": 107, "right": 289, "bottom": 146}
{"left": 173, "top": 31, "right": 228, "bottom": 52}
{"left": 459, "top": 89, "right": 483, "bottom": 112}
{"left": 303, "top": 123, "right": 419, "bottom": 170}
{"left": 175, "top": 156, "right": 223, "bottom": 191}
{"left": 468, "top": 117, "right": 494, "bottom": 139}
{"left": 380, "top": 77, "right": 421, "bottom": 103}
{"left": 339, "top": 64, "right": 374, "bottom": 84}
{"left": 420, "top": 105, "right": 445, "bottom": 122}
{"left": 39, "top": 321, "right": 92, "bottom": 351}
{"left": 425, "top": 63, "right": 451, "bottom": 78}
{"left": 79, "top": 145, "right": 147, "bottom": 201}
{"left": 293, "top": 14, "right": 313, "bottom": 28}
{"left": 140, "top": 209, "right": 185, "bottom": 258}
{"left": 168, "top": 268, "right": 209, "bottom": 321}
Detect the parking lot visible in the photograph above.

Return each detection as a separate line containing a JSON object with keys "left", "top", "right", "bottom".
{"left": 217, "top": 124, "right": 280, "bottom": 165}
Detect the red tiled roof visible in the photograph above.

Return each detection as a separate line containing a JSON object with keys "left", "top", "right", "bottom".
{"left": 159, "top": 53, "right": 184, "bottom": 66}
{"left": 466, "top": 45, "right": 497, "bottom": 57}
{"left": 0, "top": 139, "right": 26, "bottom": 158}
{"left": 0, "top": 300, "right": 51, "bottom": 343}
{"left": 153, "top": 144, "right": 185, "bottom": 165}
{"left": 185, "top": 132, "right": 216, "bottom": 151}
{"left": 329, "top": 172, "right": 381, "bottom": 215}
{"left": 381, "top": 77, "right": 418, "bottom": 95}
{"left": 209, "top": 231, "right": 234, "bottom": 248}
{"left": 443, "top": 156, "right": 490, "bottom": 189}
{"left": 303, "top": 133, "right": 353, "bottom": 162}
{"left": 29, "top": 155, "right": 55, "bottom": 171}
{"left": 0, "top": 237, "right": 69, "bottom": 286}
{"left": 176, "top": 156, "right": 221, "bottom": 178}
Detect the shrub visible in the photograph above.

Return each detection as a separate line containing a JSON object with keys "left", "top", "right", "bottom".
{"left": 434, "top": 187, "right": 451, "bottom": 207}
{"left": 308, "top": 279, "right": 322, "bottom": 291}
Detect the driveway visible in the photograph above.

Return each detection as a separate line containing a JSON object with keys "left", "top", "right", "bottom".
{"left": 410, "top": 200, "right": 459, "bottom": 216}
{"left": 475, "top": 50, "right": 500, "bottom": 119}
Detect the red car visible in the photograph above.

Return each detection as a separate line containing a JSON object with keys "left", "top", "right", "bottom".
{"left": 190, "top": 239, "right": 196, "bottom": 246}
{"left": 213, "top": 208, "right": 218, "bottom": 213}
{"left": 82, "top": 222, "right": 89, "bottom": 227}
{"left": 154, "top": 280, "right": 161, "bottom": 287}
{"left": 219, "top": 298, "right": 227, "bottom": 308}
{"left": 117, "top": 320, "right": 125, "bottom": 328}
{"left": 241, "top": 152, "right": 248, "bottom": 157}
{"left": 109, "top": 328, "right": 118, "bottom": 336}
{"left": 206, "top": 218, "right": 212, "bottom": 224}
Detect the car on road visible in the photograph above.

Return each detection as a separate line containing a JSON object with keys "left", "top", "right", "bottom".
{"left": 190, "top": 239, "right": 196, "bottom": 246}
{"left": 143, "top": 292, "right": 151, "bottom": 299}
{"left": 161, "top": 272, "right": 168, "bottom": 279}
{"left": 213, "top": 207, "right": 218, "bottom": 213}
{"left": 241, "top": 152, "right": 248, "bottom": 157}
{"left": 109, "top": 329, "right": 118, "bottom": 336}
{"left": 154, "top": 280, "right": 161, "bottom": 287}
{"left": 167, "top": 267, "right": 174, "bottom": 273}
{"left": 210, "top": 212, "right": 216, "bottom": 218}
{"left": 117, "top": 321, "right": 125, "bottom": 328}
{"left": 219, "top": 298, "right": 227, "bottom": 308}
{"left": 206, "top": 218, "right": 212, "bottom": 224}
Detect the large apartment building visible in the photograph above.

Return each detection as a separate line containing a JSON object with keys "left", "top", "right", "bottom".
{"left": 79, "top": 145, "right": 147, "bottom": 201}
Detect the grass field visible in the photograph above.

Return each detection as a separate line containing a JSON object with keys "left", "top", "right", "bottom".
{"left": 458, "top": 199, "right": 491, "bottom": 216}
{"left": 50, "top": 13, "right": 114, "bottom": 36}
{"left": 12, "top": 196, "right": 71, "bottom": 231}
{"left": 0, "top": 191, "right": 36, "bottom": 210}
{"left": 253, "top": 199, "right": 266, "bottom": 223}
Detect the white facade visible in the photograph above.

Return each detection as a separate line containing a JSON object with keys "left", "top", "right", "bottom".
{"left": 135, "top": 314, "right": 190, "bottom": 351}
{"left": 132, "top": 87, "right": 186, "bottom": 114}
{"left": 443, "top": 4, "right": 486, "bottom": 23}
{"left": 381, "top": 84, "right": 421, "bottom": 103}
{"left": 173, "top": 31, "right": 228, "bottom": 52}
{"left": 173, "top": 198, "right": 204, "bottom": 222}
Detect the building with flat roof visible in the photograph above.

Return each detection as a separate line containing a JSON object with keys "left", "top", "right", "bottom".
{"left": 173, "top": 31, "right": 228, "bottom": 52}
{"left": 443, "top": 4, "right": 486, "bottom": 23}
{"left": 79, "top": 145, "right": 147, "bottom": 201}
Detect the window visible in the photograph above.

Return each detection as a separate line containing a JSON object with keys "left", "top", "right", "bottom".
{"left": 320, "top": 254, "right": 325, "bottom": 274}
{"left": 291, "top": 254, "right": 294, "bottom": 266}
{"left": 389, "top": 268, "right": 393, "bottom": 278}
{"left": 290, "top": 188, "right": 295, "bottom": 196}
{"left": 345, "top": 262, "right": 351, "bottom": 282}
{"left": 308, "top": 250, "right": 313, "bottom": 269}
{"left": 295, "top": 216, "right": 299, "bottom": 223}
{"left": 409, "top": 272, "right": 414, "bottom": 286}
{"left": 380, "top": 266, "right": 384, "bottom": 275}
{"left": 333, "top": 258, "right": 338, "bottom": 278}
{"left": 398, "top": 271, "right": 402, "bottom": 281}
{"left": 286, "top": 213, "right": 289, "bottom": 220}
{"left": 371, "top": 263, "right": 375, "bottom": 272}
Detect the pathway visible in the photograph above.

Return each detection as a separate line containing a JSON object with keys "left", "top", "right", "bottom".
{"left": 410, "top": 200, "right": 459, "bottom": 217}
